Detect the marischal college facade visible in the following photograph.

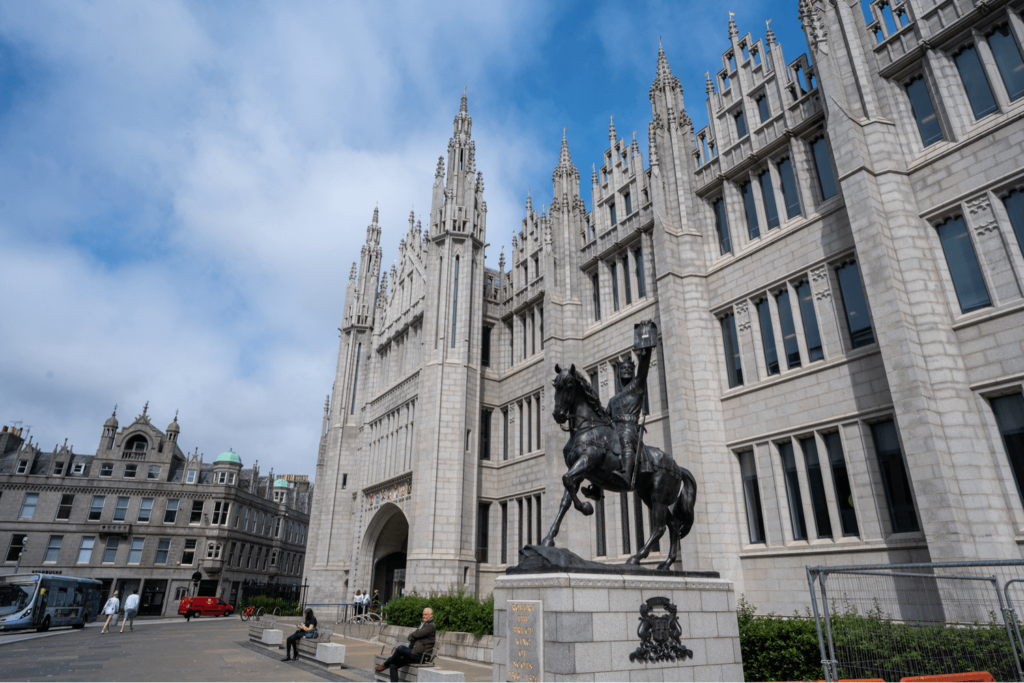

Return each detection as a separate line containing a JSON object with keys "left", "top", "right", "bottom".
{"left": 306, "top": 0, "right": 1024, "bottom": 613}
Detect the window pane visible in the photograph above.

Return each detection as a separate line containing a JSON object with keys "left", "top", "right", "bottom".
{"left": 20, "top": 493, "right": 39, "bottom": 518}
{"left": 811, "top": 138, "right": 838, "bottom": 200}
{"left": 800, "top": 438, "right": 833, "bottom": 538}
{"left": 954, "top": 45, "right": 998, "bottom": 118}
{"left": 625, "top": 192, "right": 632, "bottom": 216}
{"left": 634, "top": 247, "right": 646, "bottom": 297}
{"left": 721, "top": 314, "right": 743, "bottom": 388}
{"left": 757, "top": 299, "right": 780, "bottom": 376}
{"left": 741, "top": 181, "right": 760, "bottom": 239}
{"left": 77, "top": 537, "right": 95, "bottom": 564}
{"left": 89, "top": 496, "right": 105, "bottom": 521}
{"left": 871, "top": 421, "right": 920, "bottom": 533}
{"left": 450, "top": 256, "right": 459, "bottom": 347}
{"left": 779, "top": 442, "right": 808, "bottom": 540}
{"left": 759, "top": 170, "right": 780, "bottom": 229}
{"left": 128, "top": 538, "right": 144, "bottom": 564}
{"left": 991, "top": 393, "right": 1024, "bottom": 507}
{"left": 713, "top": 198, "right": 731, "bottom": 254}
{"left": 936, "top": 216, "right": 990, "bottom": 313}
{"left": 114, "top": 497, "right": 129, "bottom": 521}
{"left": 906, "top": 76, "right": 944, "bottom": 147}
{"left": 164, "top": 499, "right": 178, "bottom": 524}
{"left": 155, "top": 538, "right": 170, "bottom": 564}
{"left": 138, "top": 498, "right": 154, "bottom": 523}
{"left": 592, "top": 273, "right": 601, "bottom": 321}
{"left": 796, "top": 281, "right": 825, "bottom": 362}
{"left": 1004, "top": 190, "right": 1024, "bottom": 256}
{"left": 836, "top": 261, "right": 875, "bottom": 348}
{"left": 611, "top": 262, "right": 620, "bottom": 311}
{"left": 56, "top": 494, "right": 74, "bottom": 521}
{"left": 776, "top": 291, "right": 802, "bottom": 370}
{"left": 103, "top": 537, "right": 120, "bottom": 563}
{"left": 622, "top": 255, "right": 632, "bottom": 304}
{"left": 824, "top": 432, "right": 859, "bottom": 536}
{"left": 988, "top": 25, "right": 1024, "bottom": 101}
{"left": 481, "top": 326, "right": 491, "bottom": 367}
{"left": 757, "top": 95, "right": 770, "bottom": 123}
{"left": 735, "top": 109, "right": 747, "bottom": 138}
{"left": 44, "top": 535, "right": 63, "bottom": 563}
{"left": 739, "top": 452, "right": 766, "bottom": 543}
{"left": 777, "top": 158, "right": 802, "bottom": 219}
{"left": 610, "top": 202, "right": 617, "bottom": 226}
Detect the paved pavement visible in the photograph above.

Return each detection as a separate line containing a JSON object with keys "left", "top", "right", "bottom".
{"left": 0, "top": 617, "right": 494, "bottom": 681}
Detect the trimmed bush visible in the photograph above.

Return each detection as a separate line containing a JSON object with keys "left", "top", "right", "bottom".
{"left": 243, "top": 595, "right": 303, "bottom": 617}
{"left": 383, "top": 588, "right": 494, "bottom": 638}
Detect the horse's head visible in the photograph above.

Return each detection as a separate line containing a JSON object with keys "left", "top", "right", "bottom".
{"left": 551, "top": 363, "right": 577, "bottom": 424}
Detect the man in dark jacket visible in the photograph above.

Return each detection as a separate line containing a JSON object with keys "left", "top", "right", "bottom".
{"left": 375, "top": 607, "right": 436, "bottom": 682}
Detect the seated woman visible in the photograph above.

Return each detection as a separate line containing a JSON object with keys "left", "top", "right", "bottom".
{"left": 375, "top": 607, "right": 436, "bottom": 682}
{"left": 283, "top": 608, "right": 317, "bottom": 661}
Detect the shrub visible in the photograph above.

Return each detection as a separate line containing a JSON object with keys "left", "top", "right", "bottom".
{"left": 383, "top": 588, "right": 494, "bottom": 638}
{"left": 242, "top": 595, "right": 303, "bottom": 617}
{"left": 737, "top": 596, "right": 824, "bottom": 682}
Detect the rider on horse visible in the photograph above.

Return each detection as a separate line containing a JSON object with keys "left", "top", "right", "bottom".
{"left": 609, "top": 325, "right": 654, "bottom": 486}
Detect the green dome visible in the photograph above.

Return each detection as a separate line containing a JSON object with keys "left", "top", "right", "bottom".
{"left": 215, "top": 449, "right": 242, "bottom": 464}
{"left": 273, "top": 479, "right": 290, "bottom": 488}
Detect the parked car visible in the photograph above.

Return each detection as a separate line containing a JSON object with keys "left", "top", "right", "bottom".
{"left": 178, "top": 596, "right": 233, "bottom": 618}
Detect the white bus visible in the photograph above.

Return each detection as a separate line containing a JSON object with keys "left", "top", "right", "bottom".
{"left": 0, "top": 574, "right": 102, "bottom": 632}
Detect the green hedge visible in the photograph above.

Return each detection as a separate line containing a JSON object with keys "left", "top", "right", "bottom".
{"left": 242, "top": 595, "right": 303, "bottom": 617}
{"left": 383, "top": 588, "right": 494, "bottom": 638}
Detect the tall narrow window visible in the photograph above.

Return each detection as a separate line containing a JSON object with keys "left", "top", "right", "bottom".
{"left": 721, "top": 314, "right": 743, "bottom": 388}
{"left": 163, "top": 499, "right": 178, "bottom": 524}
{"left": 756, "top": 94, "right": 770, "bottom": 122}
{"left": 19, "top": 493, "right": 39, "bottom": 519}
{"left": 991, "top": 393, "right": 1024, "bottom": 506}
{"left": 530, "top": 311, "right": 536, "bottom": 354}
{"left": 622, "top": 255, "right": 632, "bottom": 304}
{"left": 634, "top": 247, "right": 646, "bottom": 297}
{"left": 796, "top": 281, "right": 824, "bottom": 362}
{"left": 522, "top": 318, "right": 527, "bottom": 359}
{"left": 137, "top": 498, "right": 154, "bottom": 523}
{"left": 539, "top": 307, "right": 544, "bottom": 349}
{"left": 824, "top": 432, "right": 859, "bottom": 536}
{"left": 507, "top": 322, "right": 514, "bottom": 365}
{"left": 518, "top": 403, "right": 524, "bottom": 456}
{"left": 610, "top": 202, "right": 617, "bottom": 226}
{"left": 476, "top": 503, "right": 490, "bottom": 563}
{"left": 810, "top": 138, "right": 838, "bottom": 200}
{"left": 535, "top": 393, "right": 542, "bottom": 449}
{"left": 592, "top": 273, "right": 601, "bottom": 321}
{"left": 777, "top": 158, "right": 802, "bottom": 219}
{"left": 779, "top": 442, "right": 808, "bottom": 540}
{"left": 611, "top": 262, "right": 620, "bottom": 311}
{"left": 350, "top": 343, "right": 361, "bottom": 414}
{"left": 757, "top": 299, "right": 780, "bottom": 376}
{"left": 113, "top": 497, "right": 130, "bottom": 522}
{"left": 501, "top": 502, "right": 508, "bottom": 564}
{"left": 480, "top": 410, "right": 491, "bottom": 460}
{"left": 620, "top": 491, "right": 631, "bottom": 554}
{"left": 527, "top": 399, "right": 533, "bottom": 452}
{"left": 871, "top": 420, "right": 919, "bottom": 533}
{"left": 1005, "top": 190, "right": 1024, "bottom": 254}
{"left": 741, "top": 181, "right": 760, "bottom": 239}
{"left": 936, "top": 216, "right": 990, "bottom": 313}
{"left": 712, "top": 198, "right": 731, "bottom": 254}
{"left": 56, "top": 494, "right": 75, "bottom": 521}
{"left": 535, "top": 495, "right": 542, "bottom": 544}
{"left": 128, "top": 537, "right": 144, "bottom": 564}
{"left": 77, "top": 537, "right": 95, "bottom": 564}
{"left": 954, "top": 44, "right": 997, "bottom": 119}
{"left": 481, "top": 326, "right": 491, "bottom": 367}
{"left": 526, "top": 498, "right": 533, "bottom": 545}
{"left": 759, "top": 170, "right": 780, "bottom": 229}
{"left": 502, "top": 408, "right": 509, "bottom": 461}
{"left": 155, "top": 538, "right": 170, "bottom": 564}
{"left": 624, "top": 192, "right": 632, "bottom": 216}
{"left": 44, "top": 535, "right": 63, "bottom": 563}
{"left": 450, "top": 256, "right": 459, "bottom": 347}
{"left": 800, "top": 438, "right": 833, "bottom": 538}
{"left": 988, "top": 25, "right": 1024, "bottom": 101}
{"left": 775, "top": 291, "right": 801, "bottom": 370}
{"left": 518, "top": 499, "right": 524, "bottom": 549}
{"left": 836, "top": 262, "right": 875, "bottom": 348}
{"left": 595, "top": 496, "right": 607, "bottom": 556}
{"left": 103, "top": 537, "right": 120, "bottom": 563}
{"left": 905, "top": 76, "right": 944, "bottom": 147}
{"left": 735, "top": 109, "right": 747, "bottom": 138}
{"left": 739, "top": 451, "right": 766, "bottom": 544}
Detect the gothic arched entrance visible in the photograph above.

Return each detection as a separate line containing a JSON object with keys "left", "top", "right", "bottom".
{"left": 358, "top": 503, "right": 409, "bottom": 602}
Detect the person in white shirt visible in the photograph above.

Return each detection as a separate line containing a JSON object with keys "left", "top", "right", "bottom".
{"left": 353, "top": 590, "right": 362, "bottom": 616}
{"left": 101, "top": 591, "right": 119, "bottom": 634}
{"left": 120, "top": 590, "right": 140, "bottom": 633}
{"left": 362, "top": 591, "right": 371, "bottom": 613}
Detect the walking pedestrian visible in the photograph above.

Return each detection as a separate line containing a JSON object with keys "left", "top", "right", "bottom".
{"left": 353, "top": 590, "right": 362, "bottom": 616}
{"left": 100, "top": 591, "right": 119, "bottom": 634}
{"left": 283, "top": 608, "right": 318, "bottom": 662}
{"left": 120, "top": 589, "right": 140, "bottom": 632}
{"left": 362, "top": 590, "right": 371, "bottom": 614}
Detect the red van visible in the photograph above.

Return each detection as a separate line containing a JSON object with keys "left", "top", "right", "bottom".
{"left": 178, "top": 596, "right": 233, "bottom": 618}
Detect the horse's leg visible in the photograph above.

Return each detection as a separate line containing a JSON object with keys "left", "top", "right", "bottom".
{"left": 541, "top": 488, "right": 574, "bottom": 547}
{"left": 659, "top": 505, "right": 681, "bottom": 571}
{"left": 628, "top": 501, "right": 669, "bottom": 565}
{"left": 563, "top": 453, "right": 595, "bottom": 516}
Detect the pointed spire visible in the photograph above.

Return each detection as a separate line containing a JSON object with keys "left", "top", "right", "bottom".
{"left": 142, "top": 401, "right": 149, "bottom": 418}
{"left": 372, "top": 204, "right": 379, "bottom": 225}
{"left": 648, "top": 121, "right": 659, "bottom": 166}
{"left": 112, "top": 404, "right": 117, "bottom": 418}
{"left": 559, "top": 127, "right": 573, "bottom": 168}
{"left": 435, "top": 156, "right": 445, "bottom": 178}
{"left": 476, "top": 170, "right": 484, "bottom": 193}
{"left": 526, "top": 190, "right": 533, "bottom": 215}
{"left": 608, "top": 115, "right": 617, "bottom": 144}
{"left": 460, "top": 86, "right": 468, "bottom": 114}
{"left": 592, "top": 163, "right": 598, "bottom": 185}
{"left": 706, "top": 71, "right": 715, "bottom": 95}
{"left": 656, "top": 40, "right": 673, "bottom": 81}
{"left": 766, "top": 18, "right": 775, "bottom": 45}
{"left": 498, "top": 246, "right": 505, "bottom": 275}
{"left": 349, "top": 262, "right": 358, "bottom": 282}
{"left": 728, "top": 11, "right": 739, "bottom": 39}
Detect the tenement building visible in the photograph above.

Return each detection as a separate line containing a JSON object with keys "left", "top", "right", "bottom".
{"left": 306, "top": 0, "right": 1024, "bottom": 613}
{"left": 0, "top": 407, "right": 311, "bottom": 616}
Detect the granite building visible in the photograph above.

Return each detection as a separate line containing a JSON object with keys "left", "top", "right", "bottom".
{"left": 0, "top": 406, "right": 311, "bottom": 616}
{"left": 306, "top": 0, "right": 1024, "bottom": 614}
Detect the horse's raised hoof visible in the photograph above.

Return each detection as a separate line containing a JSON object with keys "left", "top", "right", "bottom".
{"left": 656, "top": 560, "right": 673, "bottom": 571}
{"left": 625, "top": 555, "right": 641, "bottom": 565}
{"left": 575, "top": 501, "right": 594, "bottom": 516}
{"left": 581, "top": 485, "right": 602, "bottom": 501}
{"left": 541, "top": 537, "right": 556, "bottom": 547}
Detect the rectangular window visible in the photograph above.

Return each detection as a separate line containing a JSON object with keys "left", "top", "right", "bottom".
{"left": 991, "top": 393, "right": 1024, "bottom": 507}
{"left": 217, "top": 472, "right": 226, "bottom": 484}
{"left": 777, "top": 158, "right": 802, "bottom": 219}
{"left": 212, "top": 502, "right": 223, "bottom": 525}
{"left": 622, "top": 255, "right": 632, "bottom": 304}
{"left": 988, "top": 25, "right": 1024, "bottom": 101}
{"left": 1005, "top": 190, "right": 1024, "bottom": 254}
{"left": 128, "top": 537, "right": 144, "bottom": 564}
{"left": 500, "top": 502, "right": 508, "bottom": 564}
{"left": 810, "top": 138, "right": 838, "bottom": 200}
{"left": 77, "top": 536, "right": 95, "bottom": 564}
{"left": 741, "top": 181, "right": 760, "bottom": 239}
{"left": 52, "top": 461, "right": 64, "bottom": 476}
{"left": 735, "top": 109, "right": 747, "bottom": 138}
{"left": 275, "top": 518, "right": 282, "bottom": 537}
{"left": 757, "top": 94, "right": 770, "bottom": 122}
{"left": 103, "top": 537, "right": 120, "bottom": 563}
{"left": 481, "top": 326, "right": 491, "bottom": 367}
{"left": 123, "top": 463, "right": 137, "bottom": 478}
{"left": 16, "top": 460, "right": 27, "bottom": 474}
{"left": 779, "top": 442, "right": 808, "bottom": 540}
{"left": 480, "top": 409, "right": 492, "bottom": 460}
{"left": 189, "top": 501, "right": 204, "bottom": 524}
{"left": 757, "top": 299, "right": 780, "bottom": 376}
{"left": 476, "top": 502, "right": 490, "bottom": 563}
{"left": 186, "top": 470, "right": 196, "bottom": 484}
{"left": 245, "top": 545, "right": 254, "bottom": 569}
{"left": 137, "top": 498, "right": 153, "bottom": 523}
{"left": 954, "top": 45, "right": 997, "bottom": 119}
{"left": 759, "top": 170, "right": 780, "bottom": 229}
{"left": 624, "top": 192, "right": 632, "bottom": 216}
{"left": 19, "top": 492, "right": 39, "bottom": 518}
{"left": 592, "top": 273, "right": 601, "bottom": 321}
{"left": 526, "top": 399, "right": 533, "bottom": 452}
{"left": 712, "top": 198, "right": 731, "bottom": 254}
{"left": 776, "top": 291, "right": 802, "bottom": 370}
{"left": 936, "top": 216, "right": 990, "bottom": 313}
{"left": 341, "top": 475, "right": 347, "bottom": 490}
{"left": 535, "top": 495, "right": 542, "bottom": 542}
{"left": 181, "top": 539, "right": 197, "bottom": 565}
{"left": 155, "top": 538, "right": 170, "bottom": 564}
{"left": 871, "top": 420, "right": 920, "bottom": 533}
{"left": 824, "top": 432, "right": 859, "bottom": 536}
{"left": 796, "top": 281, "right": 825, "bottom": 362}
{"left": 721, "top": 314, "right": 743, "bottom": 388}
{"left": 539, "top": 307, "right": 544, "bottom": 349}
{"left": 609, "top": 202, "right": 617, "bottom": 226}
{"left": 72, "top": 462, "right": 85, "bottom": 475}
{"left": 89, "top": 496, "right": 105, "bottom": 521}
{"left": 5, "top": 534, "right": 27, "bottom": 562}
{"left": 164, "top": 499, "right": 179, "bottom": 524}
{"left": 611, "top": 262, "right": 620, "bottom": 311}
{"left": 450, "top": 256, "right": 460, "bottom": 348}
{"left": 905, "top": 76, "right": 943, "bottom": 147}
{"left": 502, "top": 409, "right": 509, "bottom": 461}
{"left": 113, "top": 497, "right": 129, "bottom": 522}
{"left": 147, "top": 465, "right": 161, "bottom": 480}
{"left": 44, "top": 535, "right": 63, "bottom": 563}
{"left": 634, "top": 247, "right": 646, "bottom": 297}
{"left": 836, "top": 261, "right": 875, "bottom": 348}
{"left": 100, "top": 462, "right": 113, "bottom": 477}
{"left": 56, "top": 494, "right": 75, "bottom": 521}
{"left": 800, "top": 438, "right": 833, "bottom": 538}
{"left": 526, "top": 497, "right": 533, "bottom": 545}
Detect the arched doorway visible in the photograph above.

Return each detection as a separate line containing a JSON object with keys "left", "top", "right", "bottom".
{"left": 358, "top": 503, "right": 409, "bottom": 603}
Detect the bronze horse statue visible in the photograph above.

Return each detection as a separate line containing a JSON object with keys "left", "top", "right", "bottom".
{"left": 541, "top": 363, "right": 696, "bottom": 570}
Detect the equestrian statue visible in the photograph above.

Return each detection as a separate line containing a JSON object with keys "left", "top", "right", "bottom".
{"left": 541, "top": 319, "right": 697, "bottom": 571}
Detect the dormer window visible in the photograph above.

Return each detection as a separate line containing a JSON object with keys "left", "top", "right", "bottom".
{"left": 123, "top": 435, "right": 148, "bottom": 460}
{"left": 52, "top": 462, "right": 64, "bottom": 476}
{"left": 228, "top": 473, "right": 235, "bottom": 485}
{"left": 73, "top": 463, "right": 85, "bottom": 475}
{"left": 217, "top": 472, "right": 227, "bottom": 484}
{"left": 16, "top": 460, "right": 27, "bottom": 474}
{"left": 186, "top": 470, "right": 197, "bottom": 484}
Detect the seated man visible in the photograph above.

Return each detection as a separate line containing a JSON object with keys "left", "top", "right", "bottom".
{"left": 375, "top": 607, "right": 436, "bottom": 682}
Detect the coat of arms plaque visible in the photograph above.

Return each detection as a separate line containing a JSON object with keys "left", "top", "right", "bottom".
{"left": 628, "top": 596, "right": 694, "bottom": 664}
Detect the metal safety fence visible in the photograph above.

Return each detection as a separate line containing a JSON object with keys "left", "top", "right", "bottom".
{"left": 807, "top": 561, "right": 1024, "bottom": 682}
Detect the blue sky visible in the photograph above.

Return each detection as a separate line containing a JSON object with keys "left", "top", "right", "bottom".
{"left": 0, "top": 0, "right": 827, "bottom": 478}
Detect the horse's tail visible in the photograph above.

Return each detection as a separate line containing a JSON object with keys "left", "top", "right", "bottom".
{"left": 671, "top": 466, "right": 697, "bottom": 541}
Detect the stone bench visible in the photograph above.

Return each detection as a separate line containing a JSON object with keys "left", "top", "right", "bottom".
{"left": 294, "top": 629, "right": 343, "bottom": 671}
{"left": 247, "top": 617, "right": 281, "bottom": 647}
{"left": 372, "top": 651, "right": 466, "bottom": 682}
